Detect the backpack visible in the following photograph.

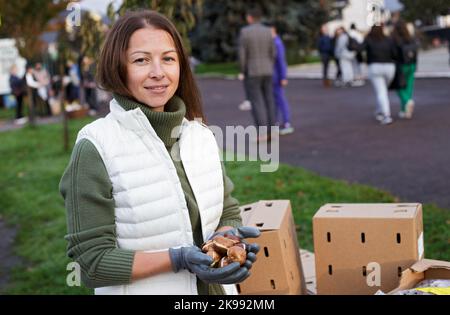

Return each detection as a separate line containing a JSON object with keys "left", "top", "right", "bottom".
{"left": 347, "top": 36, "right": 359, "bottom": 51}
{"left": 400, "top": 41, "right": 418, "bottom": 64}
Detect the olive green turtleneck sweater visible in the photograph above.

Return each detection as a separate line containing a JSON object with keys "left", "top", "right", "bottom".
{"left": 59, "top": 94, "right": 242, "bottom": 295}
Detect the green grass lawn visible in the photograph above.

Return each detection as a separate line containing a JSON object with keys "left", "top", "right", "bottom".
{"left": 0, "top": 107, "right": 16, "bottom": 121}
{"left": 195, "top": 62, "right": 240, "bottom": 76}
{"left": 0, "top": 119, "right": 448, "bottom": 294}
{"left": 194, "top": 56, "right": 321, "bottom": 76}
{"left": 0, "top": 102, "right": 30, "bottom": 121}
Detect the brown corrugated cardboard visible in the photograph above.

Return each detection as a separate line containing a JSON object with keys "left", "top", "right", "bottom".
{"left": 237, "top": 200, "right": 307, "bottom": 295}
{"left": 313, "top": 203, "right": 424, "bottom": 295}
{"left": 388, "top": 259, "right": 450, "bottom": 294}
{"left": 300, "top": 249, "right": 317, "bottom": 295}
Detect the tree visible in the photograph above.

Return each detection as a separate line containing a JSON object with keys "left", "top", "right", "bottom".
{"left": 57, "top": 11, "right": 106, "bottom": 62}
{"left": 0, "top": 0, "right": 70, "bottom": 60}
{"left": 108, "top": 0, "right": 203, "bottom": 53}
{"left": 190, "top": 0, "right": 331, "bottom": 63}
{"left": 401, "top": 0, "right": 449, "bottom": 25}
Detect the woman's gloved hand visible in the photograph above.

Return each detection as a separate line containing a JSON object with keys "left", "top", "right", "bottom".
{"left": 169, "top": 246, "right": 250, "bottom": 284}
{"left": 209, "top": 226, "right": 261, "bottom": 271}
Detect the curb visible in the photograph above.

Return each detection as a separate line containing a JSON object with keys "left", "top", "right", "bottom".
{"left": 195, "top": 72, "right": 450, "bottom": 80}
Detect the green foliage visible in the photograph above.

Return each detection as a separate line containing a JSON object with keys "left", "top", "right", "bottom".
{"left": 190, "top": 0, "right": 331, "bottom": 62}
{"left": 0, "top": 0, "right": 70, "bottom": 60}
{"left": 401, "top": 0, "right": 449, "bottom": 25}
{"left": 190, "top": 1, "right": 248, "bottom": 62}
{"left": 109, "top": 0, "right": 203, "bottom": 53}
{"left": 57, "top": 11, "right": 106, "bottom": 64}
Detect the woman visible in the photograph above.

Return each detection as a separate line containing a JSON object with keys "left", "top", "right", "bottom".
{"left": 318, "top": 24, "right": 333, "bottom": 87}
{"left": 267, "top": 22, "right": 294, "bottom": 135}
{"left": 9, "top": 64, "right": 26, "bottom": 124}
{"left": 59, "top": 10, "right": 260, "bottom": 295}
{"left": 362, "top": 25, "right": 397, "bottom": 125}
{"left": 334, "top": 26, "right": 355, "bottom": 87}
{"left": 392, "top": 20, "right": 418, "bottom": 119}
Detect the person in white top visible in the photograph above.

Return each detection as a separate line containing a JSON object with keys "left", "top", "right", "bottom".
{"left": 348, "top": 23, "right": 365, "bottom": 85}
{"left": 334, "top": 26, "right": 356, "bottom": 87}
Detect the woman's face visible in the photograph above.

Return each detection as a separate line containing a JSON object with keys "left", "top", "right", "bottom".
{"left": 126, "top": 27, "right": 180, "bottom": 111}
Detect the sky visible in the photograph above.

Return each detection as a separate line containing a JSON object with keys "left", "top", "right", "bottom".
{"left": 79, "top": 0, "right": 123, "bottom": 16}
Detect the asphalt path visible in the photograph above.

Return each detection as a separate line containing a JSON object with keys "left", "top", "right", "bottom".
{"left": 198, "top": 78, "right": 450, "bottom": 209}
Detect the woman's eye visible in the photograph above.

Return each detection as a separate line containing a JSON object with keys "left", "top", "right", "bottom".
{"left": 163, "top": 57, "right": 175, "bottom": 62}
{"left": 134, "top": 58, "right": 146, "bottom": 64}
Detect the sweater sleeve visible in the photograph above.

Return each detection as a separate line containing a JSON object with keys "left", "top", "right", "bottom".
{"left": 59, "top": 138, "right": 135, "bottom": 289}
{"left": 276, "top": 38, "right": 288, "bottom": 80}
{"left": 217, "top": 162, "right": 243, "bottom": 229}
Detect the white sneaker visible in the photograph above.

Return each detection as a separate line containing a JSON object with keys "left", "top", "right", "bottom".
{"left": 350, "top": 79, "right": 365, "bottom": 87}
{"left": 375, "top": 112, "right": 384, "bottom": 122}
{"left": 279, "top": 126, "right": 294, "bottom": 135}
{"left": 398, "top": 111, "right": 407, "bottom": 119}
{"left": 238, "top": 100, "right": 251, "bottom": 111}
{"left": 380, "top": 116, "right": 393, "bottom": 125}
{"left": 405, "top": 100, "right": 414, "bottom": 119}
{"left": 14, "top": 117, "right": 28, "bottom": 125}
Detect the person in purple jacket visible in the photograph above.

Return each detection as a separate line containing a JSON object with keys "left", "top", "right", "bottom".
{"left": 266, "top": 22, "right": 294, "bottom": 135}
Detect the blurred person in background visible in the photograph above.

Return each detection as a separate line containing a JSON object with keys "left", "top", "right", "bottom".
{"left": 348, "top": 23, "right": 365, "bottom": 86}
{"left": 9, "top": 64, "right": 27, "bottom": 124}
{"left": 66, "top": 59, "right": 81, "bottom": 105}
{"left": 34, "top": 62, "right": 52, "bottom": 116}
{"left": 334, "top": 26, "right": 355, "bottom": 87}
{"left": 361, "top": 25, "right": 397, "bottom": 125}
{"left": 238, "top": 6, "right": 276, "bottom": 141}
{"left": 25, "top": 64, "right": 40, "bottom": 117}
{"left": 318, "top": 24, "right": 334, "bottom": 87}
{"left": 392, "top": 20, "right": 418, "bottom": 119}
{"left": 81, "top": 56, "right": 98, "bottom": 116}
{"left": 266, "top": 22, "right": 294, "bottom": 135}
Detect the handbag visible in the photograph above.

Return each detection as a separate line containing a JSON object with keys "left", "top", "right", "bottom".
{"left": 389, "top": 63, "right": 406, "bottom": 90}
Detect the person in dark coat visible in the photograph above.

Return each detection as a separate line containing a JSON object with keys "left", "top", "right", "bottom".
{"left": 9, "top": 64, "right": 27, "bottom": 123}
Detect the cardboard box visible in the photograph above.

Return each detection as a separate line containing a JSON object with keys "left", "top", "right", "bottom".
{"left": 237, "top": 200, "right": 307, "bottom": 295}
{"left": 387, "top": 259, "right": 450, "bottom": 294}
{"left": 300, "top": 249, "right": 317, "bottom": 295}
{"left": 313, "top": 203, "right": 424, "bottom": 295}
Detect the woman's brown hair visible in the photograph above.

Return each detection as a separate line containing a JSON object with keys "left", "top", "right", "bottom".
{"left": 97, "top": 10, "right": 204, "bottom": 121}
{"left": 367, "top": 25, "right": 386, "bottom": 41}
{"left": 392, "top": 20, "right": 412, "bottom": 44}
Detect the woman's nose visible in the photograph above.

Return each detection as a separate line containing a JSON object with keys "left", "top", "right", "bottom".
{"left": 149, "top": 62, "right": 164, "bottom": 79}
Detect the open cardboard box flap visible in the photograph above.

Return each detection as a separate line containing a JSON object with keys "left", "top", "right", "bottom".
{"left": 243, "top": 200, "right": 290, "bottom": 231}
{"left": 408, "top": 259, "right": 450, "bottom": 273}
{"left": 388, "top": 258, "right": 450, "bottom": 294}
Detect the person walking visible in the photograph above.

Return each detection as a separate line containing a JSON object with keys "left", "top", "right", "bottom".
{"left": 9, "top": 64, "right": 27, "bottom": 124}
{"left": 59, "top": 10, "right": 260, "bottom": 295}
{"left": 348, "top": 23, "right": 365, "bottom": 86}
{"left": 34, "top": 62, "right": 52, "bottom": 116}
{"left": 392, "top": 20, "right": 418, "bottom": 119}
{"left": 25, "top": 64, "right": 40, "bottom": 119}
{"left": 267, "top": 23, "right": 294, "bottom": 135}
{"left": 238, "top": 6, "right": 276, "bottom": 141}
{"left": 81, "top": 56, "right": 98, "bottom": 116}
{"left": 334, "top": 26, "right": 356, "bottom": 87}
{"left": 318, "top": 24, "right": 334, "bottom": 87}
{"left": 331, "top": 28, "right": 343, "bottom": 85}
{"left": 362, "top": 25, "right": 397, "bottom": 125}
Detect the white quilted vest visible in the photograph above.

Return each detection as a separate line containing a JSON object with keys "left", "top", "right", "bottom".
{"left": 76, "top": 98, "right": 237, "bottom": 295}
